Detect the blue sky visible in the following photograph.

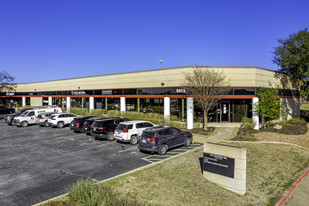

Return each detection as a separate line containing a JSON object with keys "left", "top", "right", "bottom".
{"left": 0, "top": 0, "right": 308, "bottom": 83}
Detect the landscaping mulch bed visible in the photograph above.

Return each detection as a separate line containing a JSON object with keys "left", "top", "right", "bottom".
{"left": 190, "top": 127, "right": 216, "bottom": 136}
{"left": 232, "top": 120, "right": 309, "bottom": 142}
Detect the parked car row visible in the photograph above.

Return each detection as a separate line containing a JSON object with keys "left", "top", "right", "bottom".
{"left": 3, "top": 107, "right": 193, "bottom": 155}
{"left": 4, "top": 106, "right": 63, "bottom": 127}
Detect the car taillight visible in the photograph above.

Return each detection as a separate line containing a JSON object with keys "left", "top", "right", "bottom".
{"left": 149, "top": 138, "right": 158, "bottom": 142}
{"left": 122, "top": 130, "right": 128, "bottom": 133}
{"left": 97, "top": 127, "right": 106, "bottom": 130}
{"left": 75, "top": 122, "right": 80, "bottom": 126}
{"left": 87, "top": 124, "right": 92, "bottom": 127}
{"left": 51, "top": 118, "right": 56, "bottom": 120}
{"left": 39, "top": 117, "right": 43, "bottom": 119}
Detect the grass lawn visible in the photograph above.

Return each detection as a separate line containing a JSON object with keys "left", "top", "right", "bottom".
{"left": 40, "top": 122, "right": 309, "bottom": 206}
{"left": 104, "top": 142, "right": 309, "bottom": 206}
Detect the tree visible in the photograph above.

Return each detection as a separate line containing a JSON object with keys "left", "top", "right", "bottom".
{"left": 255, "top": 85, "right": 281, "bottom": 127}
{"left": 273, "top": 28, "right": 309, "bottom": 100}
{"left": 0, "top": 71, "right": 15, "bottom": 92}
{"left": 183, "top": 67, "right": 229, "bottom": 130}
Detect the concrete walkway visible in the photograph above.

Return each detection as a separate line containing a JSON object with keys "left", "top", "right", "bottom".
{"left": 208, "top": 127, "right": 235, "bottom": 140}
{"left": 284, "top": 169, "right": 309, "bottom": 206}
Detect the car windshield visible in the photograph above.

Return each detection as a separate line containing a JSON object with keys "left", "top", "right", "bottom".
{"left": 20, "top": 111, "right": 28, "bottom": 117}
{"left": 116, "top": 124, "right": 131, "bottom": 130}
{"left": 16, "top": 109, "right": 26, "bottom": 115}
{"left": 92, "top": 121, "right": 103, "bottom": 127}
{"left": 142, "top": 132, "right": 154, "bottom": 139}
{"left": 84, "top": 120, "right": 93, "bottom": 125}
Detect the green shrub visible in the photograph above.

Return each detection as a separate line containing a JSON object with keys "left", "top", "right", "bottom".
{"left": 69, "top": 107, "right": 88, "bottom": 115}
{"left": 241, "top": 117, "right": 253, "bottom": 130}
{"left": 105, "top": 110, "right": 187, "bottom": 129}
{"left": 89, "top": 109, "right": 106, "bottom": 116}
{"left": 68, "top": 178, "right": 143, "bottom": 206}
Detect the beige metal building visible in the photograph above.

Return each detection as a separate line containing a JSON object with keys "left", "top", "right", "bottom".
{"left": 0, "top": 66, "right": 300, "bottom": 127}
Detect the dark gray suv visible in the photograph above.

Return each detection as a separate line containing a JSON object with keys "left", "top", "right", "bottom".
{"left": 138, "top": 126, "right": 193, "bottom": 155}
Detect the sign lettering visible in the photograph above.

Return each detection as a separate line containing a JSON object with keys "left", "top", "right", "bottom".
{"left": 203, "top": 153, "right": 235, "bottom": 178}
{"left": 176, "top": 88, "right": 186, "bottom": 93}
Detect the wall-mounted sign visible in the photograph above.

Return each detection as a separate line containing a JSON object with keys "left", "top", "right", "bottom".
{"left": 102, "top": 90, "right": 112, "bottom": 95}
{"left": 176, "top": 88, "right": 186, "bottom": 93}
{"left": 6, "top": 92, "right": 15, "bottom": 96}
{"left": 72, "top": 91, "right": 86, "bottom": 95}
{"left": 203, "top": 152, "right": 235, "bottom": 178}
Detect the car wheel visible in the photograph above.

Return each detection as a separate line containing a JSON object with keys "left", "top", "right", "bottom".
{"left": 184, "top": 137, "right": 192, "bottom": 147}
{"left": 130, "top": 135, "right": 138, "bottom": 145}
{"left": 44, "top": 121, "right": 49, "bottom": 127}
{"left": 158, "top": 144, "right": 168, "bottom": 155}
{"left": 21, "top": 121, "right": 29, "bottom": 127}
{"left": 106, "top": 131, "right": 115, "bottom": 141}
{"left": 57, "top": 121, "right": 64, "bottom": 128}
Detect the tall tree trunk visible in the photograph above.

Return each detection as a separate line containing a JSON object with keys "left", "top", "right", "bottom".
{"left": 204, "top": 109, "right": 208, "bottom": 130}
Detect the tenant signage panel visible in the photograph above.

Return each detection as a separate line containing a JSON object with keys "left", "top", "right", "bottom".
{"left": 203, "top": 152, "right": 235, "bottom": 178}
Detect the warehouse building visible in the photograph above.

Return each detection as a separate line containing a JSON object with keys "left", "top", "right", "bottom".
{"left": 0, "top": 66, "right": 300, "bottom": 128}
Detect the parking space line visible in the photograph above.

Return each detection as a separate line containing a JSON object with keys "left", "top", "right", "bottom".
{"left": 118, "top": 146, "right": 137, "bottom": 153}
{"left": 141, "top": 157, "right": 154, "bottom": 163}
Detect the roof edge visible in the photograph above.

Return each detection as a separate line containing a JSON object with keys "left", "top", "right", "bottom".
{"left": 16, "top": 65, "right": 275, "bottom": 84}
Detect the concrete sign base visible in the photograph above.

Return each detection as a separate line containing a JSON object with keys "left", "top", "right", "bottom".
{"left": 203, "top": 140, "right": 246, "bottom": 195}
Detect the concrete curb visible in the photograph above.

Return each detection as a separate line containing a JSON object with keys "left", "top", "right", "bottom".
{"left": 34, "top": 145, "right": 203, "bottom": 206}
{"left": 275, "top": 166, "right": 309, "bottom": 206}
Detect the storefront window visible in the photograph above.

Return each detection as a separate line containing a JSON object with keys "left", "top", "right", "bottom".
{"left": 107, "top": 98, "right": 120, "bottom": 111}
{"left": 94, "top": 98, "right": 106, "bottom": 109}
{"left": 170, "top": 98, "right": 182, "bottom": 119}
{"left": 140, "top": 98, "right": 163, "bottom": 114}
{"left": 126, "top": 98, "right": 137, "bottom": 111}
{"left": 42, "top": 97, "right": 49, "bottom": 106}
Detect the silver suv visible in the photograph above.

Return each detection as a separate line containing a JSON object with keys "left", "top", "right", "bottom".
{"left": 48, "top": 113, "right": 77, "bottom": 128}
{"left": 114, "top": 121, "right": 155, "bottom": 144}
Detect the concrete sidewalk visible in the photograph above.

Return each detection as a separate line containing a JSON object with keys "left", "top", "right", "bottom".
{"left": 284, "top": 169, "right": 309, "bottom": 206}
{"left": 208, "top": 127, "right": 235, "bottom": 140}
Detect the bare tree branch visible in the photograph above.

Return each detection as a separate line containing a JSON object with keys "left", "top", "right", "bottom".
{"left": 183, "top": 67, "right": 230, "bottom": 130}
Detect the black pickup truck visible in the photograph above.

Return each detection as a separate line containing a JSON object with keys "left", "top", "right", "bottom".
{"left": 0, "top": 106, "right": 15, "bottom": 114}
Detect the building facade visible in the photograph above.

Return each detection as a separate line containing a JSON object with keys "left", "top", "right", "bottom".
{"left": 0, "top": 66, "right": 300, "bottom": 127}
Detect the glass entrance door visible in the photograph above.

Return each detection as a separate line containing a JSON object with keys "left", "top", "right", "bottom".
{"left": 220, "top": 101, "right": 230, "bottom": 122}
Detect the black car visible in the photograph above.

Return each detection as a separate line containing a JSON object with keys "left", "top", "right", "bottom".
{"left": 138, "top": 126, "right": 193, "bottom": 155}
{"left": 4, "top": 108, "right": 33, "bottom": 125}
{"left": 70, "top": 115, "right": 96, "bottom": 132}
{"left": 91, "top": 117, "right": 130, "bottom": 140}
{"left": 0, "top": 106, "right": 15, "bottom": 114}
{"left": 81, "top": 117, "right": 109, "bottom": 134}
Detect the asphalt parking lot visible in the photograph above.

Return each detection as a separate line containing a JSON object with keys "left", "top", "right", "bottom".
{"left": 0, "top": 120, "right": 202, "bottom": 206}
